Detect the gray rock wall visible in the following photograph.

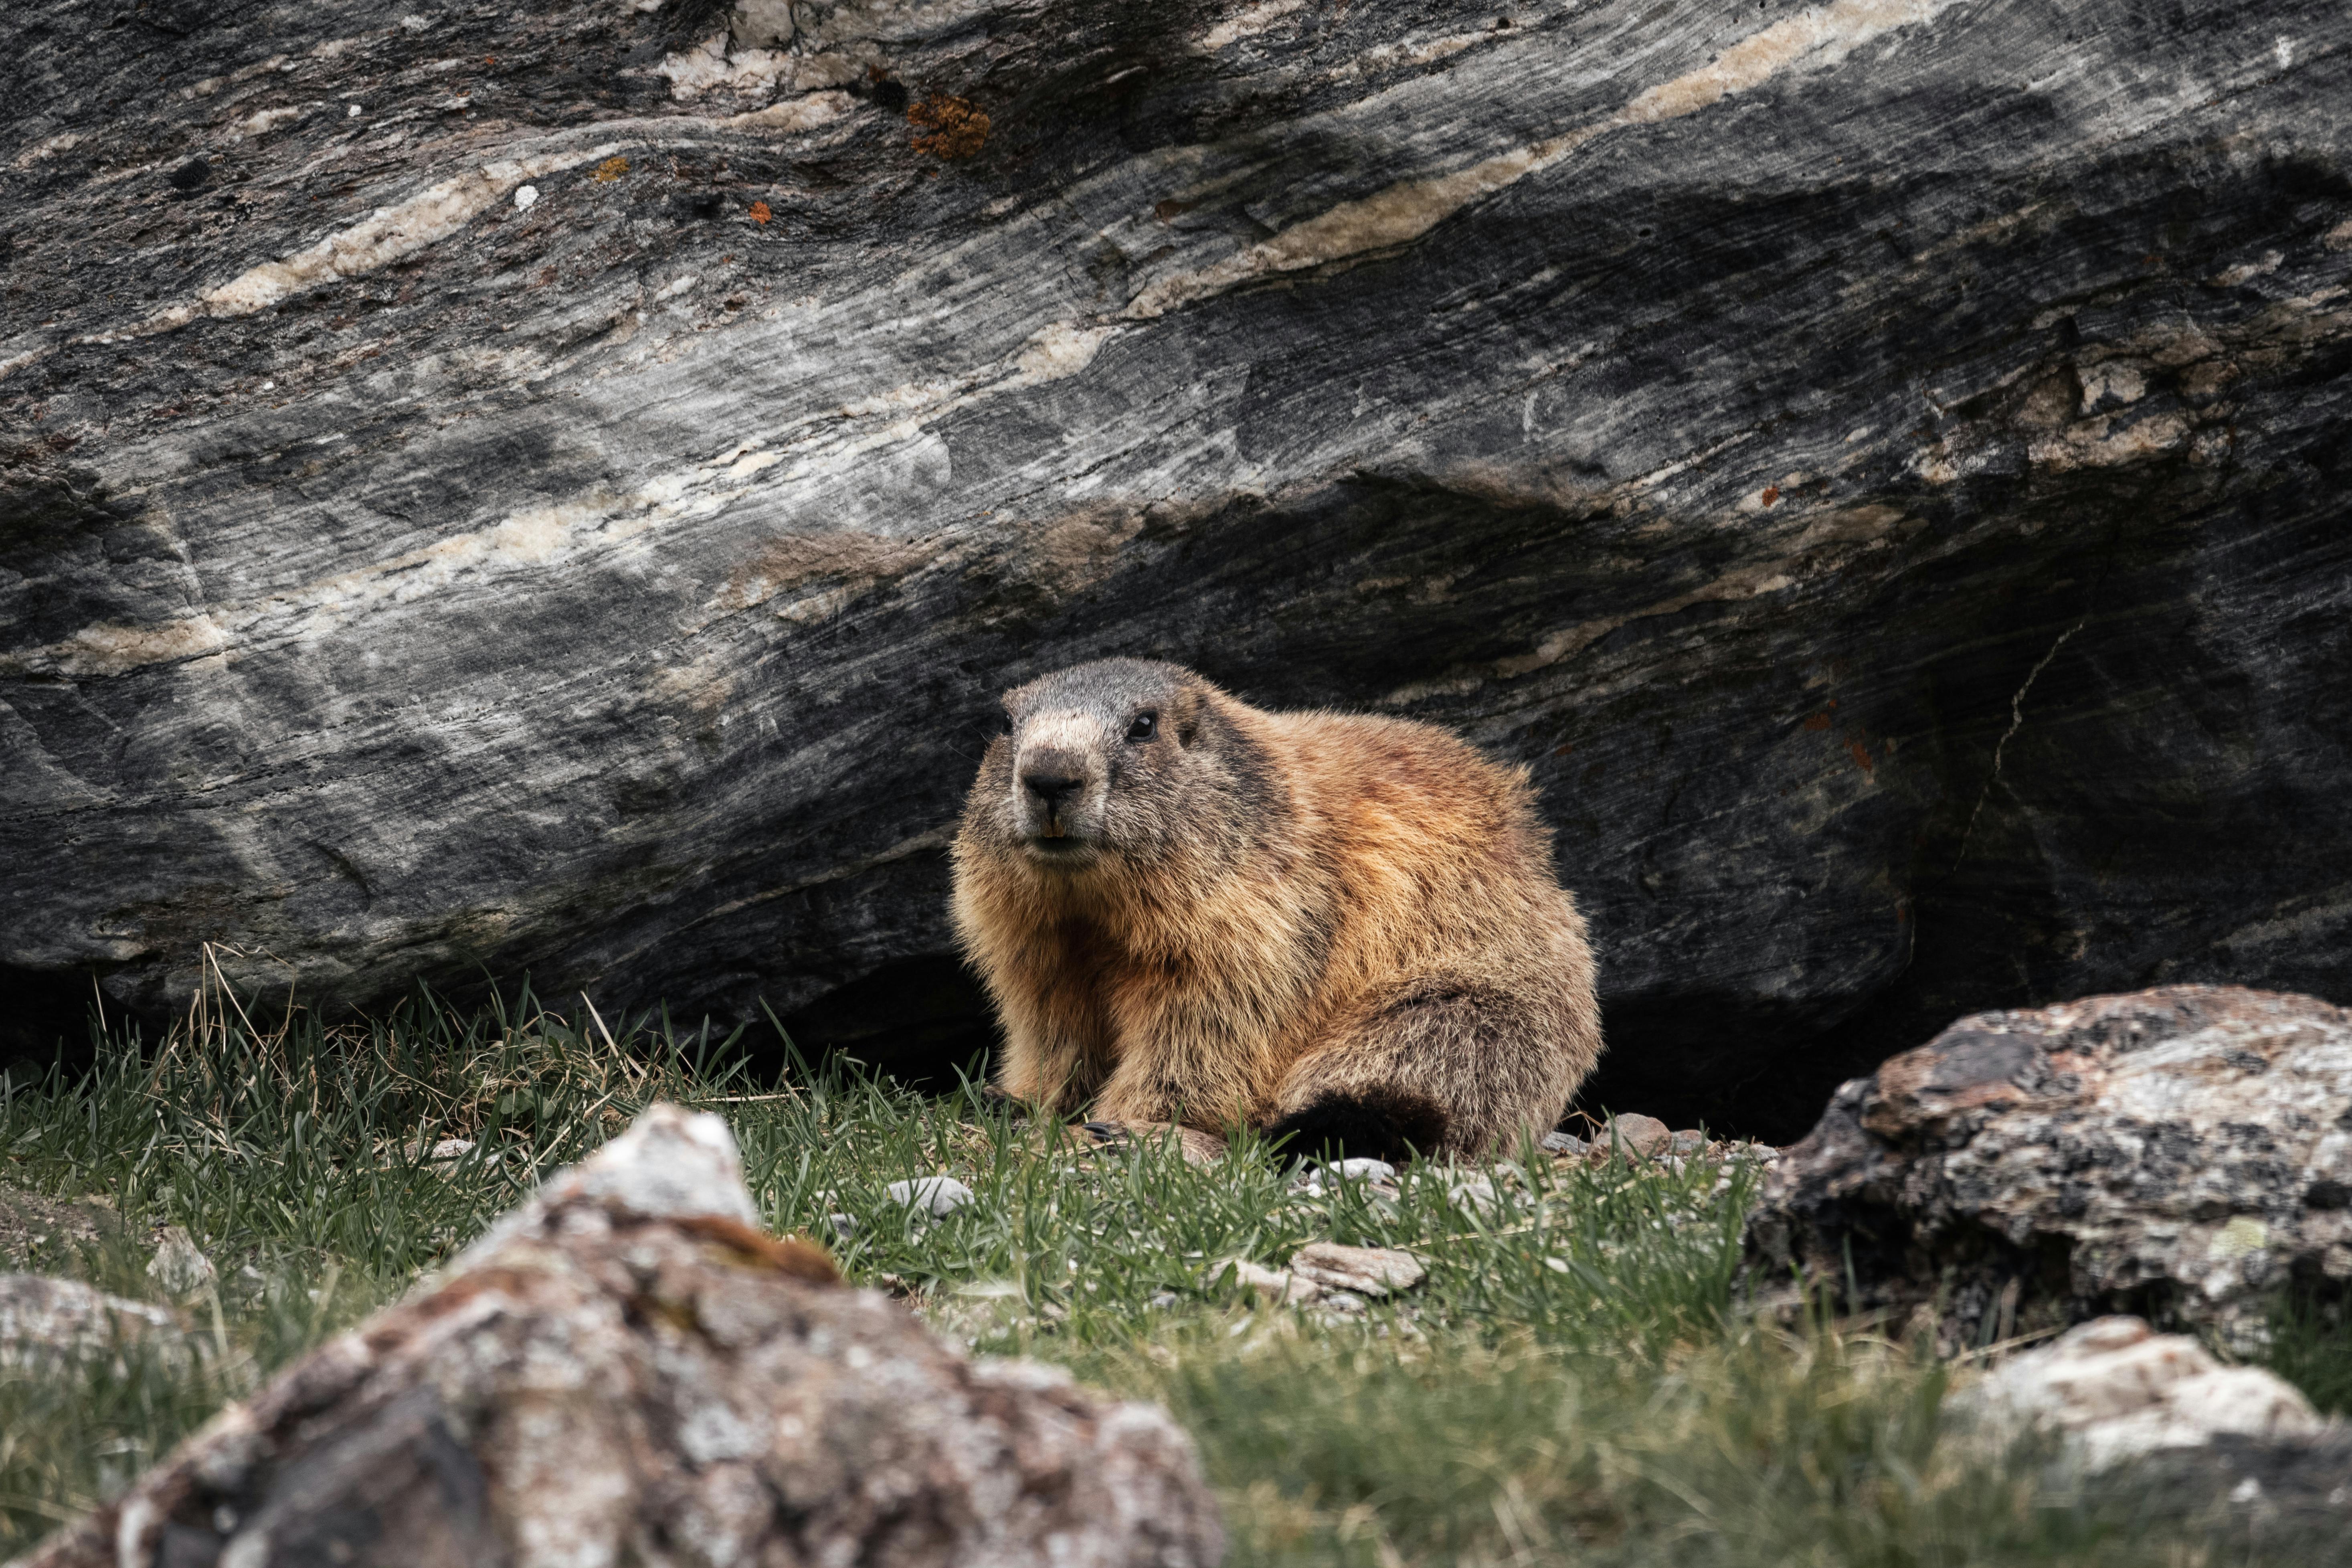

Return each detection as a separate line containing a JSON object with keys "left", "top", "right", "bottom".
{"left": 2, "top": 0, "right": 2348, "bottom": 1137}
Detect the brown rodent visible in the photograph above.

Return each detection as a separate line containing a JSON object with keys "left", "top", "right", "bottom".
{"left": 950, "top": 659, "right": 1602, "bottom": 1162}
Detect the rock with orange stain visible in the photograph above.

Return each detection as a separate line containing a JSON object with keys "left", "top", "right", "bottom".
{"left": 908, "top": 94, "right": 990, "bottom": 159}
{"left": 13, "top": 1105, "right": 1222, "bottom": 1568}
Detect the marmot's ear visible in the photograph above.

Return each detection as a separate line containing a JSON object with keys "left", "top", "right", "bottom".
{"left": 1169, "top": 686, "right": 1205, "bottom": 748}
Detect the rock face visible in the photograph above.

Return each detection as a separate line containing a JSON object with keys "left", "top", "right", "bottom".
{"left": 3, "top": 0, "right": 2350, "bottom": 1135}
{"left": 1743, "top": 987, "right": 2352, "bottom": 1351}
{"left": 12, "top": 1105, "right": 1225, "bottom": 1568}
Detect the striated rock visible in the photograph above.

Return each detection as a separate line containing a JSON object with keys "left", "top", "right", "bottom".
{"left": 12, "top": 1105, "right": 1224, "bottom": 1568}
{"left": 0, "top": 1274, "right": 182, "bottom": 1368}
{"left": 1289, "top": 1243, "right": 1425, "bottom": 1298}
{"left": 1743, "top": 986, "right": 2352, "bottom": 1352}
{"left": 3, "top": 0, "right": 2351, "bottom": 1138}
{"left": 1959, "top": 1316, "right": 2324, "bottom": 1470}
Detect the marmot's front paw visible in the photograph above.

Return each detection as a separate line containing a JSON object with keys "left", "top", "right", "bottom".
{"left": 969, "top": 1083, "right": 1020, "bottom": 1109}
{"left": 1080, "top": 1120, "right": 1226, "bottom": 1167}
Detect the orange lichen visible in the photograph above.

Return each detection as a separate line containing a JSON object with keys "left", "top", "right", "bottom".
{"left": 595, "top": 156, "right": 630, "bottom": 182}
{"left": 748, "top": 200, "right": 772, "bottom": 225}
{"left": 909, "top": 95, "right": 991, "bottom": 160}
{"left": 1760, "top": 484, "right": 1780, "bottom": 507}
{"left": 673, "top": 1214, "right": 841, "bottom": 1283}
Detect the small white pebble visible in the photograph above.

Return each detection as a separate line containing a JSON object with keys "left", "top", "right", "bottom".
{"left": 346, "top": 103, "right": 362, "bottom": 118}
{"left": 259, "top": 380, "right": 274, "bottom": 390}
{"left": 1447, "top": 1175, "right": 1499, "bottom": 1213}
{"left": 885, "top": 1175, "right": 974, "bottom": 1218}
{"left": 513, "top": 184, "right": 538, "bottom": 211}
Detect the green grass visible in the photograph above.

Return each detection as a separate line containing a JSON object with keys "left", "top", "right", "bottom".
{"left": 0, "top": 969, "right": 2340, "bottom": 1565}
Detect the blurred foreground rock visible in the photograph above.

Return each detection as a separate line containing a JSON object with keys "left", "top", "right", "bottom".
{"left": 13, "top": 1105, "right": 1224, "bottom": 1568}
{"left": 1744, "top": 987, "right": 2352, "bottom": 1351}
{"left": 1958, "top": 1315, "right": 2352, "bottom": 1558}
{"left": 0, "top": 1274, "right": 182, "bottom": 1369}
{"left": 1961, "top": 1316, "right": 2324, "bottom": 1469}
{"left": 1958, "top": 1315, "right": 2352, "bottom": 1556}
{"left": 4, "top": 0, "right": 2351, "bottom": 1139}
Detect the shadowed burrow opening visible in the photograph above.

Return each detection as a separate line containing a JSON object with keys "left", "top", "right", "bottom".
{"left": 1573, "top": 994, "right": 1876, "bottom": 1148}
{"left": 0, "top": 964, "right": 107, "bottom": 1084}
{"left": 783, "top": 955, "right": 1853, "bottom": 1141}
{"left": 766, "top": 954, "right": 1000, "bottom": 1093}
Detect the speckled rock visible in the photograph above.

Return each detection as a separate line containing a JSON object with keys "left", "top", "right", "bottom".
{"left": 1743, "top": 987, "right": 2352, "bottom": 1353}
{"left": 4, "top": 0, "right": 2351, "bottom": 1137}
{"left": 10, "top": 1105, "right": 1225, "bottom": 1568}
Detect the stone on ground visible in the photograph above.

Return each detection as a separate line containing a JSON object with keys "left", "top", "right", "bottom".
{"left": 0, "top": 1274, "right": 182, "bottom": 1369}
{"left": 1743, "top": 986, "right": 2352, "bottom": 1351}
{"left": 142, "top": 1225, "right": 215, "bottom": 1298}
{"left": 1604, "top": 1115, "right": 1672, "bottom": 1159}
{"left": 884, "top": 1174, "right": 975, "bottom": 1218}
{"left": 1290, "top": 1243, "right": 1426, "bottom": 1297}
{"left": 1960, "top": 1316, "right": 2324, "bottom": 1469}
{"left": 1956, "top": 1314, "right": 2352, "bottom": 1549}
{"left": 1219, "top": 1258, "right": 1320, "bottom": 1307}
{"left": 14, "top": 1105, "right": 1224, "bottom": 1568}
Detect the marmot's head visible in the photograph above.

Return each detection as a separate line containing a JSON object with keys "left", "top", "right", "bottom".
{"left": 959, "top": 658, "right": 1271, "bottom": 874}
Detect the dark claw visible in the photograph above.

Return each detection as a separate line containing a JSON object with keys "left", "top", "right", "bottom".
{"left": 1081, "top": 1121, "right": 1128, "bottom": 1145}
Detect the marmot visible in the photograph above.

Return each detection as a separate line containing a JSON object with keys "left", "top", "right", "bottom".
{"left": 950, "top": 659, "right": 1602, "bottom": 1162}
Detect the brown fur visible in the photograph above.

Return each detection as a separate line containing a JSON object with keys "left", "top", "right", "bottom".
{"left": 950, "top": 660, "right": 1603, "bottom": 1161}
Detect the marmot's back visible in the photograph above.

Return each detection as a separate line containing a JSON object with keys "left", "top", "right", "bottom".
{"left": 952, "top": 661, "right": 1601, "bottom": 1160}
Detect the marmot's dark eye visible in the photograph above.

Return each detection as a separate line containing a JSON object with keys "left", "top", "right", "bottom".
{"left": 1126, "top": 712, "right": 1157, "bottom": 743}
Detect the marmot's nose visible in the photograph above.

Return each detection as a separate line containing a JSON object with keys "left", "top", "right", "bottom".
{"left": 1020, "top": 767, "right": 1085, "bottom": 810}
